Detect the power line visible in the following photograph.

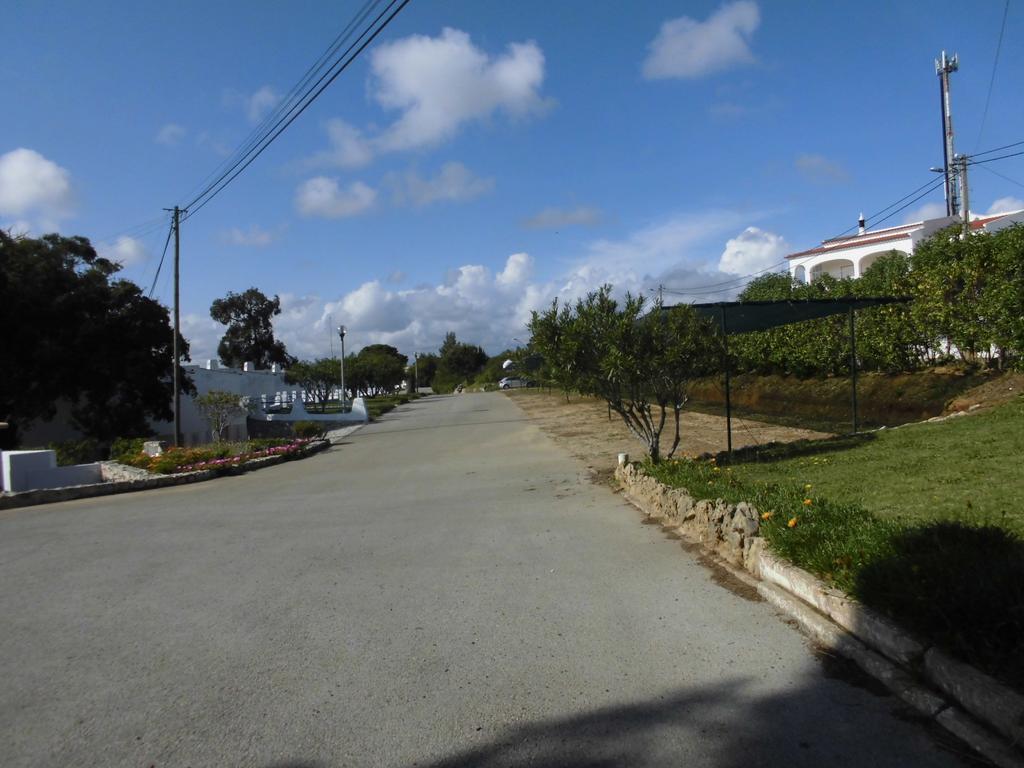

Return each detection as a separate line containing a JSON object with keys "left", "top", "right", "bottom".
{"left": 975, "top": 0, "right": 1010, "bottom": 151}
{"left": 974, "top": 162, "right": 1024, "bottom": 191}
{"left": 970, "top": 138, "right": 1024, "bottom": 158}
{"left": 969, "top": 149, "right": 1024, "bottom": 166}
{"left": 149, "top": 221, "right": 175, "bottom": 297}
{"left": 861, "top": 177, "right": 946, "bottom": 230}
{"left": 182, "top": 0, "right": 410, "bottom": 221}
{"left": 660, "top": 175, "right": 948, "bottom": 298}
{"left": 179, "top": 0, "right": 385, "bottom": 207}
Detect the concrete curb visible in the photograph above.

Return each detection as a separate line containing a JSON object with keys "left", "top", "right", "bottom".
{"left": 616, "top": 462, "right": 1024, "bottom": 768}
{"left": 0, "top": 439, "right": 331, "bottom": 512}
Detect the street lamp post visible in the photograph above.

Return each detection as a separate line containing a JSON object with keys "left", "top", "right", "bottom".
{"left": 338, "top": 325, "right": 347, "bottom": 410}
{"left": 414, "top": 352, "right": 419, "bottom": 394}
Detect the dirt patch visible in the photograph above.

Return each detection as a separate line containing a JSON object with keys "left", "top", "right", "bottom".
{"left": 505, "top": 389, "right": 829, "bottom": 470}
{"left": 944, "top": 371, "right": 1024, "bottom": 415}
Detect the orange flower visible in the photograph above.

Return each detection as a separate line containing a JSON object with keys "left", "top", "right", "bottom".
{"left": 803, "top": 498, "right": 813, "bottom": 506}
{"left": 761, "top": 511, "right": 774, "bottom": 520}
{"left": 788, "top": 516, "right": 798, "bottom": 528}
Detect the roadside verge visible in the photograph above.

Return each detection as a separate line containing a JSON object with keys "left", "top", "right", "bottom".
{"left": 616, "top": 460, "right": 1024, "bottom": 768}
{"left": 0, "top": 439, "right": 331, "bottom": 512}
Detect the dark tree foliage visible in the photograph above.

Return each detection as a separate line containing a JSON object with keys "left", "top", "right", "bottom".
{"left": 409, "top": 352, "right": 439, "bottom": 388}
{"left": 729, "top": 225, "right": 1024, "bottom": 375}
{"left": 432, "top": 332, "right": 488, "bottom": 392}
{"left": 285, "top": 358, "right": 339, "bottom": 412}
{"left": 210, "top": 287, "right": 295, "bottom": 369}
{"left": 343, "top": 344, "right": 407, "bottom": 397}
{"left": 0, "top": 230, "right": 190, "bottom": 447}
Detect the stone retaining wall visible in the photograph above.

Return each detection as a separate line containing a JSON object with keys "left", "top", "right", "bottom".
{"left": 615, "top": 460, "right": 1024, "bottom": 767}
{"left": 615, "top": 461, "right": 764, "bottom": 570}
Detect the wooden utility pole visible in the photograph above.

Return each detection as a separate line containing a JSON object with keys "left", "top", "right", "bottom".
{"left": 172, "top": 206, "right": 182, "bottom": 447}
{"left": 957, "top": 154, "right": 971, "bottom": 237}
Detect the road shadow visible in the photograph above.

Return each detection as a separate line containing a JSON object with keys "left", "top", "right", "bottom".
{"left": 855, "top": 521, "right": 1024, "bottom": 692}
{"left": 721, "top": 431, "right": 877, "bottom": 465}
{"left": 392, "top": 671, "right": 986, "bottom": 768}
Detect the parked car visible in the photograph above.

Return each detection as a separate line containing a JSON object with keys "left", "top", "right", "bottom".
{"left": 499, "top": 377, "right": 528, "bottom": 389}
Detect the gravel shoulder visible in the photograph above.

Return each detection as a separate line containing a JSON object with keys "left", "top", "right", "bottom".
{"left": 504, "top": 389, "right": 830, "bottom": 471}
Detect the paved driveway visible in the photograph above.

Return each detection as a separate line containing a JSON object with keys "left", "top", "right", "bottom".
{"left": 0, "top": 394, "right": 969, "bottom": 767}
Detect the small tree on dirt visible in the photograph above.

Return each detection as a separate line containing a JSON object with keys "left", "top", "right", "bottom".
{"left": 194, "top": 390, "right": 249, "bottom": 442}
{"left": 528, "top": 286, "right": 720, "bottom": 463}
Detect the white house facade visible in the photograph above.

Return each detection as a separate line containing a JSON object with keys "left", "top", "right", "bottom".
{"left": 787, "top": 209, "right": 1024, "bottom": 283}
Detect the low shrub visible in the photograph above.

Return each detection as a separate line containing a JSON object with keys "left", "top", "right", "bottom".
{"left": 49, "top": 438, "right": 106, "bottom": 466}
{"left": 110, "top": 436, "right": 149, "bottom": 464}
{"left": 293, "top": 421, "right": 326, "bottom": 439}
{"left": 119, "top": 439, "right": 314, "bottom": 475}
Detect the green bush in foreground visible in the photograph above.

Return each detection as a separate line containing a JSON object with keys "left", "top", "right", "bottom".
{"left": 48, "top": 438, "right": 107, "bottom": 466}
{"left": 293, "top": 421, "right": 326, "bottom": 439}
{"left": 647, "top": 457, "right": 1024, "bottom": 691}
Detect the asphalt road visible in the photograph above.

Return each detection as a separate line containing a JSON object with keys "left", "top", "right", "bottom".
{"left": 0, "top": 393, "right": 972, "bottom": 767}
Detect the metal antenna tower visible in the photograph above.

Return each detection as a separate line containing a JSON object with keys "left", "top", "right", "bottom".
{"left": 936, "top": 51, "right": 960, "bottom": 217}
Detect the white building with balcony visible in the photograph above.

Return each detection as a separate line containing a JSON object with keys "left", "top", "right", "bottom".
{"left": 787, "top": 208, "right": 1024, "bottom": 283}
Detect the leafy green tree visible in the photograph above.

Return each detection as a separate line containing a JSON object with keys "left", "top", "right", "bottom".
{"left": 529, "top": 286, "right": 720, "bottom": 462}
{"left": 341, "top": 345, "right": 407, "bottom": 398}
{"left": 434, "top": 332, "right": 488, "bottom": 392}
{"left": 285, "top": 358, "right": 339, "bottom": 412}
{"left": 354, "top": 344, "right": 407, "bottom": 396}
{"left": 210, "top": 287, "right": 295, "bottom": 369}
{"left": 0, "top": 230, "right": 190, "bottom": 447}
{"left": 194, "top": 390, "right": 248, "bottom": 442}
{"left": 408, "top": 353, "right": 439, "bottom": 389}
{"left": 474, "top": 350, "right": 516, "bottom": 385}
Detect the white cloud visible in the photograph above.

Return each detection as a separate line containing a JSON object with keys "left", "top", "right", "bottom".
{"left": 155, "top": 123, "right": 186, "bottom": 146}
{"left": 306, "top": 118, "right": 374, "bottom": 169}
{"left": 180, "top": 313, "right": 224, "bottom": 365}
{"left": 643, "top": 1, "right": 760, "bottom": 80}
{"left": 903, "top": 201, "right": 948, "bottom": 224}
{"left": 221, "top": 225, "right": 277, "bottom": 247}
{"left": 496, "top": 252, "right": 533, "bottom": 288}
{"left": 718, "top": 226, "right": 788, "bottom": 274}
{"left": 247, "top": 85, "right": 281, "bottom": 123}
{"left": 987, "top": 196, "right": 1024, "bottom": 214}
{"left": 708, "top": 102, "right": 749, "bottom": 119}
{"left": 304, "top": 28, "right": 549, "bottom": 169}
{"left": 295, "top": 177, "right": 376, "bottom": 218}
{"left": 795, "top": 153, "right": 849, "bottom": 184}
{"left": 186, "top": 211, "right": 776, "bottom": 364}
{"left": 371, "top": 28, "right": 548, "bottom": 152}
{"left": 0, "top": 148, "right": 74, "bottom": 229}
{"left": 566, "top": 210, "right": 754, "bottom": 293}
{"left": 100, "top": 236, "right": 149, "bottom": 267}
{"left": 522, "top": 206, "right": 603, "bottom": 230}
{"left": 392, "top": 162, "right": 494, "bottom": 206}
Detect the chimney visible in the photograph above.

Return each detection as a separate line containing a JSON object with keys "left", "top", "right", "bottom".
{"left": 858, "top": 213, "right": 866, "bottom": 235}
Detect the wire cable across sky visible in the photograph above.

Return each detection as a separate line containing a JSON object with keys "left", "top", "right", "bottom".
{"left": 181, "top": 0, "right": 412, "bottom": 222}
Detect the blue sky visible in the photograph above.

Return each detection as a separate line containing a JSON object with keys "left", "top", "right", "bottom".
{"left": 3, "top": 0, "right": 1023, "bottom": 363}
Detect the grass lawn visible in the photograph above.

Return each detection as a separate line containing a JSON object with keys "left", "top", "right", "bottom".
{"left": 728, "top": 397, "right": 1024, "bottom": 535}
{"left": 647, "top": 396, "right": 1024, "bottom": 691}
